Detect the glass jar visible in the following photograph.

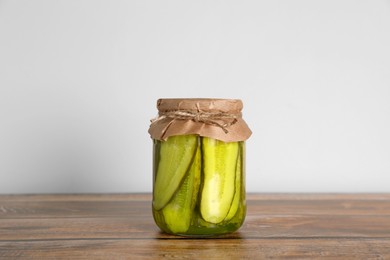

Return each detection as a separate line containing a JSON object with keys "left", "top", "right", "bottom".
{"left": 149, "top": 99, "right": 251, "bottom": 237}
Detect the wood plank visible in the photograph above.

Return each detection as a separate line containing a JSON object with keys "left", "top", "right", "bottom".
{"left": 0, "top": 200, "right": 149, "bottom": 219}
{"left": 0, "top": 193, "right": 152, "bottom": 202}
{"left": 247, "top": 199, "right": 390, "bottom": 216}
{"left": 1, "top": 196, "right": 390, "bottom": 219}
{"left": 247, "top": 193, "right": 390, "bottom": 201}
{"left": 1, "top": 239, "right": 389, "bottom": 259}
{"left": 1, "top": 214, "right": 389, "bottom": 241}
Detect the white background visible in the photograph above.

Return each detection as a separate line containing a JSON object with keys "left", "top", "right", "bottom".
{"left": 1, "top": 0, "right": 390, "bottom": 193}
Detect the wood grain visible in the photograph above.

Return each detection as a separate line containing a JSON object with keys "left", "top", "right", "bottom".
{"left": 0, "top": 193, "right": 389, "bottom": 259}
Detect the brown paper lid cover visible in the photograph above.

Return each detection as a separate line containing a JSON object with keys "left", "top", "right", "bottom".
{"left": 148, "top": 98, "right": 252, "bottom": 142}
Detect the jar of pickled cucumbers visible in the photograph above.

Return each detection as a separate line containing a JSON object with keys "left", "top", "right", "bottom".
{"left": 148, "top": 98, "right": 251, "bottom": 237}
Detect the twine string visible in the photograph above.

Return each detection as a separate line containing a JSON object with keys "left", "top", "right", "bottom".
{"left": 150, "top": 110, "right": 240, "bottom": 133}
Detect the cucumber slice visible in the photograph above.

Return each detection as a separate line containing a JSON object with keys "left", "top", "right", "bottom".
{"left": 153, "top": 135, "right": 198, "bottom": 210}
{"left": 162, "top": 144, "right": 201, "bottom": 233}
{"left": 224, "top": 144, "right": 242, "bottom": 221}
{"left": 200, "top": 137, "right": 239, "bottom": 224}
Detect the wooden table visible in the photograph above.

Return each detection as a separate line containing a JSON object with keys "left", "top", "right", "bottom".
{"left": 0, "top": 193, "right": 389, "bottom": 259}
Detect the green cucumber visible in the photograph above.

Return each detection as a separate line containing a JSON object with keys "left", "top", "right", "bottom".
{"left": 153, "top": 135, "right": 197, "bottom": 210}
{"left": 224, "top": 144, "right": 242, "bottom": 221}
{"left": 162, "top": 144, "right": 201, "bottom": 233}
{"left": 200, "top": 137, "right": 239, "bottom": 224}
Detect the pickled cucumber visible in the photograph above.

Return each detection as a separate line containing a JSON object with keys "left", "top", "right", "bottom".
{"left": 224, "top": 145, "right": 242, "bottom": 221}
{"left": 200, "top": 137, "right": 239, "bottom": 224}
{"left": 153, "top": 135, "right": 198, "bottom": 210}
{"left": 162, "top": 145, "right": 201, "bottom": 233}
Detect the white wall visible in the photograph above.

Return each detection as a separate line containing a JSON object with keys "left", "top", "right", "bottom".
{"left": 1, "top": 0, "right": 390, "bottom": 193}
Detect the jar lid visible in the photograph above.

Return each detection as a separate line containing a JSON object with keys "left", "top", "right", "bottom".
{"left": 148, "top": 98, "right": 252, "bottom": 142}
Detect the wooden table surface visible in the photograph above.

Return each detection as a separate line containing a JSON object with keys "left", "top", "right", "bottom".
{"left": 0, "top": 193, "right": 389, "bottom": 259}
